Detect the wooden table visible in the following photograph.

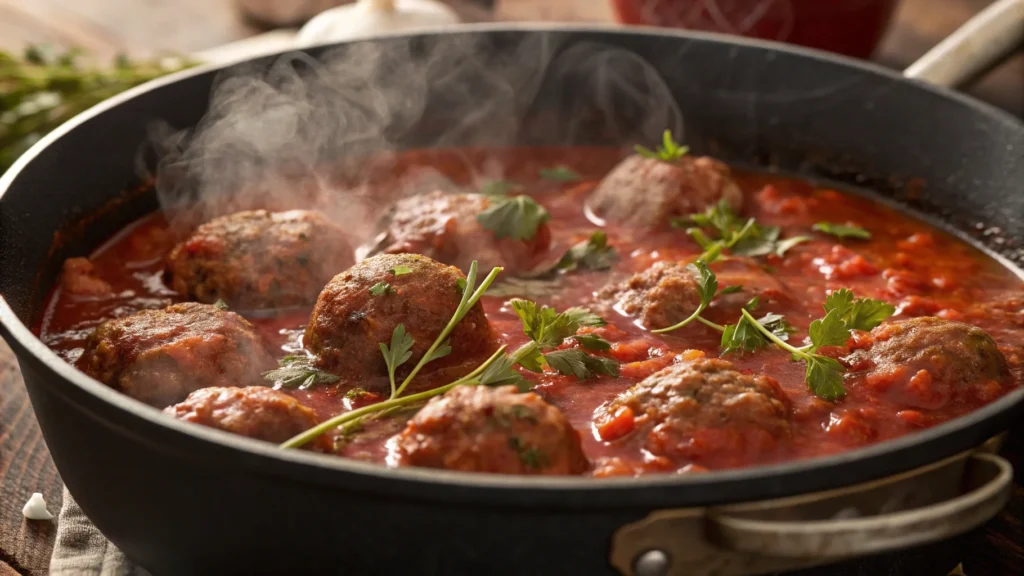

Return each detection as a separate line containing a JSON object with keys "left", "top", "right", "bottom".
{"left": 0, "top": 1, "right": 1021, "bottom": 574}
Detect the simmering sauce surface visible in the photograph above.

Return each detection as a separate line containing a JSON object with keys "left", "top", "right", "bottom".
{"left": 37, "top": 147, "right": 1024, "bottom": 476}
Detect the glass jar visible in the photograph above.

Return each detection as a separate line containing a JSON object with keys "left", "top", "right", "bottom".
{"left": 610, "top": 0, "right": 901, "bottom": 59}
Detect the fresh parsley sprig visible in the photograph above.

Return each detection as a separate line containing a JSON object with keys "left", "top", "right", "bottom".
{"left": 736, "top": 289, "right": 894, "bottom": 400}
{"left": 477, "top": 195, "right": 550, "bottom": 241}
{"left": 263, "top": 354, "right": 341, "bottom": 390}
{"left": 813, "top": 222, "right": 871, "bottom": 240}
{"left": 635, "top": 129, "right": 689, "bottom": 162}
{"left": 507, "top": 300, "right": 619, "bottom": 380}
{"left": 556, "top": 230, "right": 616, "bottom": 272}
{"left": 651, "top": 260, "right": 730, "bottom": 334}
{"left": 675, "top": 201, "right": 808, "bottom": 263}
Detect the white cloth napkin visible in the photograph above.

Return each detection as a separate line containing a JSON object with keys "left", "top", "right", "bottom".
{"left": 49, "top": 488, "right": 151, "bottom": 576}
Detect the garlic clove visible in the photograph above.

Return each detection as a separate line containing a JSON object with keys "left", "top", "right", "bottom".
{"left": 22, "top": 492, "right": 55, "bottom": 521}
{"left": 297, "top": 0, "right": 461, "bottom": 46}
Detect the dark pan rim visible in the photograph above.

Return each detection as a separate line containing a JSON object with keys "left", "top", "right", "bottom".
{"left": 1, "top": 24, "right": 1022, "bottom": 509}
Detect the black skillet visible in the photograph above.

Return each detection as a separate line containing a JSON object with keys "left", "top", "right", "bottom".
{"left": 1, "top": 1, "right": 1023, "bottom": 574}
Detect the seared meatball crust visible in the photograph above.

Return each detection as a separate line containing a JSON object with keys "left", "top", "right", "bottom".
{"left": 166, "top": 209, "right": 351, "bottom": 309}
{"left": 597, "top": 261, "right": 702, "bottom": 330}
{"left": 165, "top": 386, "right": 330, "bottom": 450}
{"left": 374, "top": 191, "right": 550, "bottom": 274}
{"left": 305, "top": 253, "right": 495, "bottom": 384}
{"left": 587, "top": 154, "right": 743, "bottom": 229}
{"left": 392, "top": 385, "right": 589, "bottom": 475}
{"left": 844, "top": 317, "right": 1013, "bottom": 409}
{"left": 78, "top": 303, "right": 276, "bottom": 408}
{"left": 595, "top": 358, "right": 791, "bottom": 466}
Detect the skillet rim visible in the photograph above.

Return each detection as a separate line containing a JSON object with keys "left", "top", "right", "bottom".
{"left": 1, "top": 24, "right": 1022, "bottom": 507}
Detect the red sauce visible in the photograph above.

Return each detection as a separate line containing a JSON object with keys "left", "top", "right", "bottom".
{"left": 610, "top": 0, "right": 899, "bottom": 59}
{"left": 36, "top": 147, "right": 1023, "bottom": 476}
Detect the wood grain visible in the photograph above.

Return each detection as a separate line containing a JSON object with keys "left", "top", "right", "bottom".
{"left": 0, "top": 0, "right": 1021, "bottom": 574}
{"left": 0, "top": 341, "right": 62, "bottom": 576}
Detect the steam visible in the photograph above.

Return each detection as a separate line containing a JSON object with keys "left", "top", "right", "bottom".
{"left": 152, "top": 33, "right": 684, "bottom": 249}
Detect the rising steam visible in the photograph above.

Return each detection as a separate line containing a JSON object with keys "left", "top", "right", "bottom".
{"left": 151, "top": 32, "right": 684, "bottom": 249}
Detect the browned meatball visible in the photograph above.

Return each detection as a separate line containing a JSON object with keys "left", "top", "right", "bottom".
{"left": 164, "top": 386, "right": 330, "bottom": 450}
{"left": 596, "top": 261, "right": 702, "bottom": 330}
{"left": 586, "top": 155, "right": 743, "bottom": 229}
{"left": 594, "top": 357, "right": 791, "bottom": 468}
{"left": 844, "top": 317, "right": 1013, "bottom": 409}
{"left": 392, "top": 385, "right": 589, "bottom": 475}
{"left": 371, "top": 191, "right": 551, "bottom": 274}
{"left": 597, "top": 258, "right": 790, "bottom": 330}
{"left": 305, "top": 253, "right": 495, "bottom": 385}
{"left": 78, "top": 303, "right": 276, "bottom": 408}
{"left": 166, "top": 209, "right": 351, "bottom": 309}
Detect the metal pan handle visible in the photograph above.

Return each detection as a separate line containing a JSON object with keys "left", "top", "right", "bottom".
{"left": 705, "top": 452, "right": 1012, "bottom": 561}
{"left": 903, "top": 0, "right": 1024, "bottom": 87}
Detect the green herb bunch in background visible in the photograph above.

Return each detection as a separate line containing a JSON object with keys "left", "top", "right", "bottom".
{"left": 1, "top": 45, "right": 191, "bottom": 173}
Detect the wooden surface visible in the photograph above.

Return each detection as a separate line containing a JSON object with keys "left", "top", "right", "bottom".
{"left": 0, "top": 0, "right": 1021, "bottom": 574}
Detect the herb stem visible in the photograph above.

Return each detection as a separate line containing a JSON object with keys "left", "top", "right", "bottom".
{"left": 740, "top": 308, "right": 809, "bottom": 359}
{"left": 652, "top": 303, "right": 708, "bottom": 334}
{"left": 281, "top": 345, "right": 509, "bottom": 449}
{"left": 392, "top": 263, "right": 503, "bottom": 398}
{"left": 696, "top": 316, "right": 726, "bottom": 332}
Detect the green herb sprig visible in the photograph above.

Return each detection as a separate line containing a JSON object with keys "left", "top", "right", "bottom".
{"left": 263, "top": 354, "right": 341, "bottom": 390}
{"left": 477, "top": 195, "right": 550, "bottom": 241}
{"left": 635, "top": 129, "right": 689, "bottom": 162}
{"left": 813, "top": 222, "right": 871, "bottom": 240}
{"left": 675, "top": 201, "right": 808, "bottom": 263}
{"left": 555, "top": 230, "right": 616, "bottom": 272}
{"left": 538, "top": 166, "right": 581, "bottom": 182}
{"left": 507, "top": 300, "right": 619, "bottom": 380}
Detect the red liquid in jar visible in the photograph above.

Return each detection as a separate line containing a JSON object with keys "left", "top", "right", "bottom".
{"left": 611, "top": 0, "right": 900, "bottom": 59}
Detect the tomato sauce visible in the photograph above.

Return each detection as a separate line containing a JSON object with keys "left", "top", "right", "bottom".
{"left": 36, "top": 147, "right": 1024, "bottom": 476}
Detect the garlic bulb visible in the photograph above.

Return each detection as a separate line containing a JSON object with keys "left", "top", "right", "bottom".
{"left": 297, "top": 0, "right": 461, "bottom": 46}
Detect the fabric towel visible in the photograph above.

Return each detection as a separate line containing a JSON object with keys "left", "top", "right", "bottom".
{"left": 49, "top": 488, "right": 151, "bottom": 576}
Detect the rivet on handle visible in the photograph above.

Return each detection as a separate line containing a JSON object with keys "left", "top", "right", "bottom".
{"left": 633, "top": 549, "right": 671, "bottom": 576}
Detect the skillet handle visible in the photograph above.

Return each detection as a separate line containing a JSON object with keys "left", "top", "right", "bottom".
{"left": 705, "top": 452, "right": 1012, "bottom": 560}
{"left": 903, "top": 0, "right": 1024, "bottom": 88}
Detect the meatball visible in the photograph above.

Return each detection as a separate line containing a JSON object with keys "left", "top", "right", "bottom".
{"left": 597, "top": 258, "right": 791, "bottom": 330}
{"left": 586, "top": 154, "right": 743, "bottom": 229}
{"left": 305, "top": 253, "right": 495, "bottom": 384}
{"left": 166, "top": 209, "right": 351, "bottom": 310}
{"left": 164, "top": 386, "right": 330, "bottom": 449}
{"left": 78, "top": 302, "right": 276, "bottom": 408}
{"left": 391, "top": 385, "right": 589, "bottom": 475}
{"left": 844, "top": 317, "right": 1012, "bottom": 409}
{"left": 370, "top": 191, "right": 550, "bottom": 274}
{"left": 597, "top": 261, "right": 702, "bottom": 330}
{"left": 594, "top": 357, "right": 791, "bottom": 467}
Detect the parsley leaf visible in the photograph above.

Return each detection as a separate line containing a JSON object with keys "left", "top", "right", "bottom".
{"left": 635, "top": 129, "right": 689, "bottom": 162}
{"left": 213, "top": 299, "right": 229, "bottom": 310}
{"left": 423, "top": 339, "right": 452, "bottom": 363}
{"left": 508, "top": 301, "right": 618, "bottom": 380}
{"left": 719, "top": 285, "right": 743, "bottom": 296}
{"left": 391, "top": 266, "right": 413, "bottom": 276}
{"left": 369, "top": 281, "right": 395, "bottom": 296}
{"left": 720, "top": 311, "right": 792, "bottom": 356}
{"left": 808, "top": 309, "right": 851, "bottom": 348}
{"left": 539, "top": 166, "right": 581, "bottom": 181}
{"left": 478, "top": 353, "right": 529, "bottom": 391}
{"left": 676, "top": 201, "right": 806, "bottom": 262}
{"left": 379, "top": 324, "right": 415, "bottom": 397}
{"left": 823, "top": 288, "right": 896, "bottom": 332}
{"left": 477, "top": 195, "right": 550, "bottom": 241}
{"left": 806, "top": 356, "right": 846, "bottom": 401}
{"left": 543, "top": 349, "right": 620, "bottom": 380}
{"left": 263, "top": 355, "right": 340, "bottom": 390}
{"left": 573, "top": 333, "right": 612, "bottom": 351}
{"left": 557, "top": 231, "right": 616, "bottom": 272}
{"left": 775, "top": 235, "right": 810, "bottom": 256}
{"left": 813, "top": 222, "right": 872, "bottom": 240}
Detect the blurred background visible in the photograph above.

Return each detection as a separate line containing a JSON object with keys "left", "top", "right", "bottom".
{"left": 0, "top": 0, "right": 1021, "bottom": 111}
